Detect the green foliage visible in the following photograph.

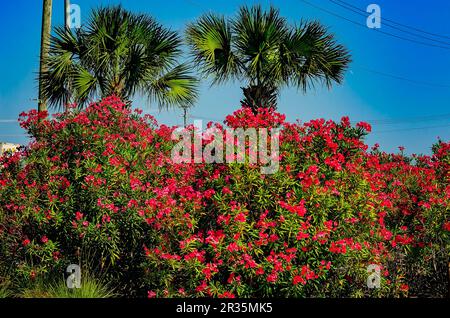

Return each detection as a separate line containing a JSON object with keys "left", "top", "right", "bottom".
{"left": 40, "top": 6, "right": 198, "bottom": 109}
{"left": 0, "top": 281, "right": 12, "bottom": 298}
{"left": 186, "top": 5, "right": 351, "bottom": 110}
{"left": 0, "top": 97, "right": 448, "bottom": 298}
{"left": 20, "top": 271, "right": 115, "bottom": 298}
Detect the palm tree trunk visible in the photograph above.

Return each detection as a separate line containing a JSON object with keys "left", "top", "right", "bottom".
{"left": 241, "top": 85, "right": 278, "bottom": 113}
{"left": 38, "top": 0, "right": 53, "bottom": 113}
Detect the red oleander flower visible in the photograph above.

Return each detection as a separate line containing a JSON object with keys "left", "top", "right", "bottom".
{"left": 400, "top": 284, "right": 409, "bottom": 292}
{"left": 227, "top": 242, "right": 239, "bottom": 252}
{"left": 293, "top": 275, "right": 306, "bottom": 285}
{"left": 266, "top": 272, "right": 278, "bottom": 283}
{"left": 235, "top": 212, "right": 246, "bottom": 223}
{"left": 196, "top": 281, "right": 208, "bottom": 293}
{"left": 356, "top": 121, "right": 372, "bottom": 132}
{"left": 329, "top": 241, "right": 347, "bottom": 254}
{"left": 255, "top": 267, "right": 265, "bottom": 276}
{"left": 5, "top": 96, "right": 448, "bottom": 298}
{"left": 222, "top": 187, "right": 232, "bottom": 195}
{"left": 219, "top": 291, "right": 235, "bottom": 298}
{"left": 443, "top": 222, "right": 450, "bottom": 232}
{"left": 129, "top": 175, "right": 142, "bottom": 190}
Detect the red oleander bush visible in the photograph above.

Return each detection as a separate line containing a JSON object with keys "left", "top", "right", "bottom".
{"left": 0, "top": 96, "right": 448, "bottom": 297}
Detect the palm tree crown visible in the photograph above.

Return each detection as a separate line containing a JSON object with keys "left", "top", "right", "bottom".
{"left": 41, "top": 6, "right": 198, "bottom": 109}
{"left": 186, "top": 5, "right": 351, "bottom": 111}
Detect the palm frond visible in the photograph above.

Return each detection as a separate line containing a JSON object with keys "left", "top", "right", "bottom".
{"left": 186, "top": 13, "right": 239, "bottom": 84}
{"left": 233, "top": 5, "right": 288, "bottom": 86}
{"left": 72, "top": 66, "right": 99, "bottom": 107}
{"left": 40, "top": 5, "right": 198, "bottom": 110}
{"left": 288, "top": 21, "right": 351, "bottom": 92}
{"left": 40, "top": 28, "right": 80, "bottom": 110}
{"left": 144, "top": 63, "right": 198, "bottom": 109}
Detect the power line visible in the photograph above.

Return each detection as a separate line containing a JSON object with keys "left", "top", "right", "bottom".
{"left": 184, "top": 0, "right": 202, "bottom": 8}
{"left": 333, "top": 0, "right": 450, "bottom": 40}
{"left": 0, "top": 112, "right": 446, "bottom": 134}
{"left": 355, "top": 113, "right": 450, "bottom": 125}
{"left": 0, "top": 134, "right": 28, "bottom": 137}
{"left": 353, "top": 65, "right": 450, "bottom": 88}
{"left": 191, "top": 111, "right": 450, "bottom": 127}
{"left": 329, "top": 0, "right": 450, "bottom": 46}
{"left": 188, "top": 0, "right": 450, "bottom": 88}
{"left": 298, "top": 0, "right": 450, "bottom": 50}
{"left": 372, "top": 123, "right": 450, "bottom": 134}
{"left": 190, "top": 114, "right": 223, "bottom": 122}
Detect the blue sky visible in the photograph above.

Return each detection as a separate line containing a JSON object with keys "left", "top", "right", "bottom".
{"left": 0, "top": 0, "right": 449, "bottom": 154}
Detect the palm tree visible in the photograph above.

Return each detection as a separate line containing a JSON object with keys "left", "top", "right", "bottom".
{"left": 40, "top": 6, "right": 198, "bottom": 110}
{"left": 186, "top": 5, "right": 351, "bottom": 112}
{"left": 38, "top": 0, "right": 53, "bottom": 113}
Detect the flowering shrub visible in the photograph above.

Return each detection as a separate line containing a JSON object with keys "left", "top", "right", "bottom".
{"left": 0, "top": 96, "right": 448, "bottom": 297}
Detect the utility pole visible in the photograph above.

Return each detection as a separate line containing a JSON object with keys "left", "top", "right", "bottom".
{"left": 64, "top": 0, "right": 72, "bottom": 109}
{"left": 38, "top": 0, "right": 53, "bottom": 113}
{"left": 182, "top": 106, "right": 189, "bottom": 127}
{"left": 64, "top": 0, "right": 71, "bottom": 29}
